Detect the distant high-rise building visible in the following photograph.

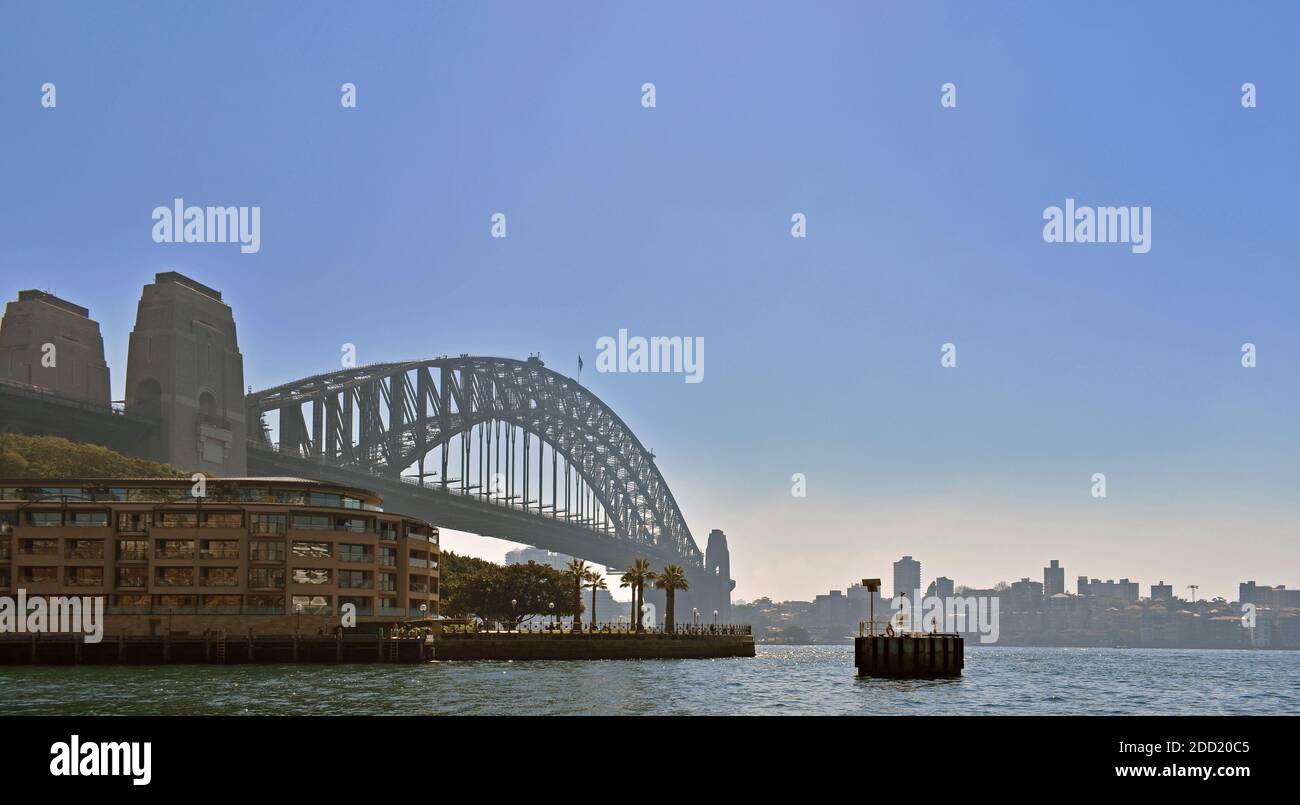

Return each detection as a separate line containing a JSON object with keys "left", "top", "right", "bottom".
{"left": 1078, "top": 577, "right": 1139, "bottom": 603}
{"left": 847, "top": 582, "right": 888, "bottom": 626}
{"left": 893, "top": 555, "right": 921, "bottom": 599}
{"left": 1240, "top": 581, "right": 1300, "bottom": 609}
{"left": 1150, "top": 580, "right": 1173, "bottom": 600}
{"left": 1044, "top": 560, "right": 1065, "bottom": 597}
{"left": 927, "top": 576, "right": 954, "bottom": 599}
{"left": 1010, "top": 578, "right": 1045, "bottom": 612}
{"left": 505, "top": 546, "right": 566, "bottom": 570}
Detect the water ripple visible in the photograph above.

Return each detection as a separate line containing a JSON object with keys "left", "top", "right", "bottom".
{"left": 0, "top": 646, "right": 1295, "bottom": 715}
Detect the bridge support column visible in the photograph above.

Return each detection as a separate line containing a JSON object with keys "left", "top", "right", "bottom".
{"left": 125, "top": 272, "right": 247, "bottom": 474}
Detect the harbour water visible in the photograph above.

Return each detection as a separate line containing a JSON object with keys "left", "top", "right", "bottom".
{"left": 2, "top": 645, "right": 1295, "bottom": 716}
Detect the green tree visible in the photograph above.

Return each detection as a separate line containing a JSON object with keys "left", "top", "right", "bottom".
{"left": 620, "top": 558, "right": 656, "bottom": 631}
{"left": 438, "top": 553, "right": 579, "bottom": 628}
{"left": 0, "top": 433, "right": 183, "bottom": 478}
{"left": 585, "top": 570, "right": 607, "bottom": 628}
{"left": 565, "top": 558, "right": 589, "bottom": 631}
{"left": 653, "top": 564, "right": 690, "bottom": 630}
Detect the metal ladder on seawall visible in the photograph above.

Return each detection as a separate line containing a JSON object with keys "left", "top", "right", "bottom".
{"left": 213, "top": 631, "right": 227, "bottom": 664}
{"left": 385, "top": 638, "right": 401, "bottom": 662}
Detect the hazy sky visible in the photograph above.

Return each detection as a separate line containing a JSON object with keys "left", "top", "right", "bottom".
{"left": 2, "top": 2, "right": 1296, "bottom": 602}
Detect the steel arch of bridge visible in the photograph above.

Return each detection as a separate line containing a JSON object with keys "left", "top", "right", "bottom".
{"left": 246, "top": 356, "right": 702, "bottom": 566}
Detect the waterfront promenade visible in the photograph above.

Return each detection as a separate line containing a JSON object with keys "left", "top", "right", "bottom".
{"left": 435, "top": 623, "right": 755, "bottom": 660}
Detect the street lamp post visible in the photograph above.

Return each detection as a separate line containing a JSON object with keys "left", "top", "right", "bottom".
{"left": 510, "top": 599, "right": 517, "bottom": 632}
{"left": 548, "top": 602, "right": 555, "bottom": 630}
{"left": 294, "top": 602, "right": 303, "bottom": 634}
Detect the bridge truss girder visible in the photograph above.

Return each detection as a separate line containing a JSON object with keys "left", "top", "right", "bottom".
{"left": 247, "top": 356, "right": 702, "bottom": 568}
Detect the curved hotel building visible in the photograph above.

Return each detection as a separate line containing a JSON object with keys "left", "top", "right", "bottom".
{"left": 0, "top": 477, "right": 438, "bottom": 635}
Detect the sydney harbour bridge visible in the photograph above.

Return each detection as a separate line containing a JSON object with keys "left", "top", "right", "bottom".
{"left": 0, "top": 274, "right": 734, "bottom": 620}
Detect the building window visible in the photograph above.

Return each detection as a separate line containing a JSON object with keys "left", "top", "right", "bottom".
{"left": 154, "top": 595, "right": 196, "bottom": 609}
{"left": 291, "top": 514, "right": 330, "bottom": 531}
{"left": 19, "top": 567, "right": 58, "bottom": 584}
{"left": 69, "top": 511, "right": 109, "bottom": 527}
{"left": 291, "top": 595, "right": 331, "bottom": 614}
{"left": 155, "top": 567, "right": 194, "bottom": 587}
{"left": 155, "top": 539, "right": 195, "bottom": 559}
{"left": 248, "top": 568, "right": 286, "bottom": 589}
{"left": 246, "top": 594, "right": 284, "bottom": 612}
{"left": 66, "top": 567, "right": 104, "bottom": 587}
{"left": 306, "top": 493, "right": 343, "bottom": 509}
{"left": 377, "top": 522, "right": 398, "bottom": 541}
{"left": 25, "top": 512, "right": 61, "bottom": 527}
{"left": 117, "top": 539, "right": 148, "bottom": 561}
{"left": 19, "top": 539, "right": 58, "bottom": 555}
{"left": 116, "top": 567, "right": 148, "bottom": 589}
{"left": 339, "top": 596, "right": 373, "bottom": 616}
{"left": 292, "top": 568, "right": 331, "bottom": 586}
{"left": 291, "top": 541, "right": 331, "bottom": 559}
{"left": 378, "top": 573, "right": 397, "bottom": 593}
{"left": 338, "top": 570, "right": 372, "bottom": 590}
{"left": 200, "top": 567, "right": 239, "bottom": 587}
{"left": 338, "top": 544, "right": 373, "bottom": 563}
{"left": 409, "top": 578, "right": 430, "bottom": 594}
{"left": 249, "top": 513, "right": 287, "bottom": 535}
{"left": 200, "top": 595, "right": 241, "bottom": 610}
{"left": 157, "top": 511, "right": 199, "bottom": 528}
{"left": 378, "top": 546, "right": 397, "bottom": 567}
{"left": 112, "top": 594, "right": 151, "bottom": 609}
{"left": 250, "top": 541, "right": 285, "bottom": 562}
{"left": 117, "top": 512, "right": 152, "bottom": 533}
{"left": 65, "top": 539, "right": 104, "bottom": 559}
{"left": 201, "top": 512, "right": 243, "bottom": 528}
{"left": 334, "top": 517, "right": 370, "bottom": 533}
{"left": 200, "top": 540, "right": 239, "bottom": 559}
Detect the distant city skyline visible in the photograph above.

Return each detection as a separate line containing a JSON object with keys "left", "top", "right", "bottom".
{"left": 2, "top": 2, "right": 1296, "bottom": 604}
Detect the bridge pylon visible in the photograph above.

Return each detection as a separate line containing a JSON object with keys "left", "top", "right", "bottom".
{"left": 125, "top": 272, "right": 247, "bottom": 474}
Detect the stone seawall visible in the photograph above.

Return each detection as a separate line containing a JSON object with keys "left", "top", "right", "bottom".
{"left": 433, "top": 634, "right": 755, "bottom": 661}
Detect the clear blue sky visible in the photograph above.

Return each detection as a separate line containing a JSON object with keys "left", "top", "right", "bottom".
{"left": 1, "top": 2, "right": 1296, "bottom": 602}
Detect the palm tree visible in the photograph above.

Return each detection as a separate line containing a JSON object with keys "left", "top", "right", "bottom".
{"left": 585, "top": 570, "right": 607, "bottom": 628}
{"left": 564, "top": 559, "right": 589, "bottom": 631}
{"left": 654, "top": 565, "right": 690, "bottom": 630}
{"left": 620, "top": 558, "right": 656, "bottom": 631}
{"left": 619, "top": 569, "right": 637, "bottom": 633}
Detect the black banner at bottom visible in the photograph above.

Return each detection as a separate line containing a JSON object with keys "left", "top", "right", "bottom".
{"left": 0, "top": 715, "right": 1286, "bottom": 791}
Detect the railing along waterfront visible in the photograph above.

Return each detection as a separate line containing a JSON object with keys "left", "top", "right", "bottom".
{"left": 440, "top": 622, "right": 752, "bottom": 638}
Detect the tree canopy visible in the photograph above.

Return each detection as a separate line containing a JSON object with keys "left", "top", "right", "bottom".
{"left": 439, "top": 552, "right": 581, "bottom": 626}
{"left": 0, "top": 433, "right": 185, "bottom": 479}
